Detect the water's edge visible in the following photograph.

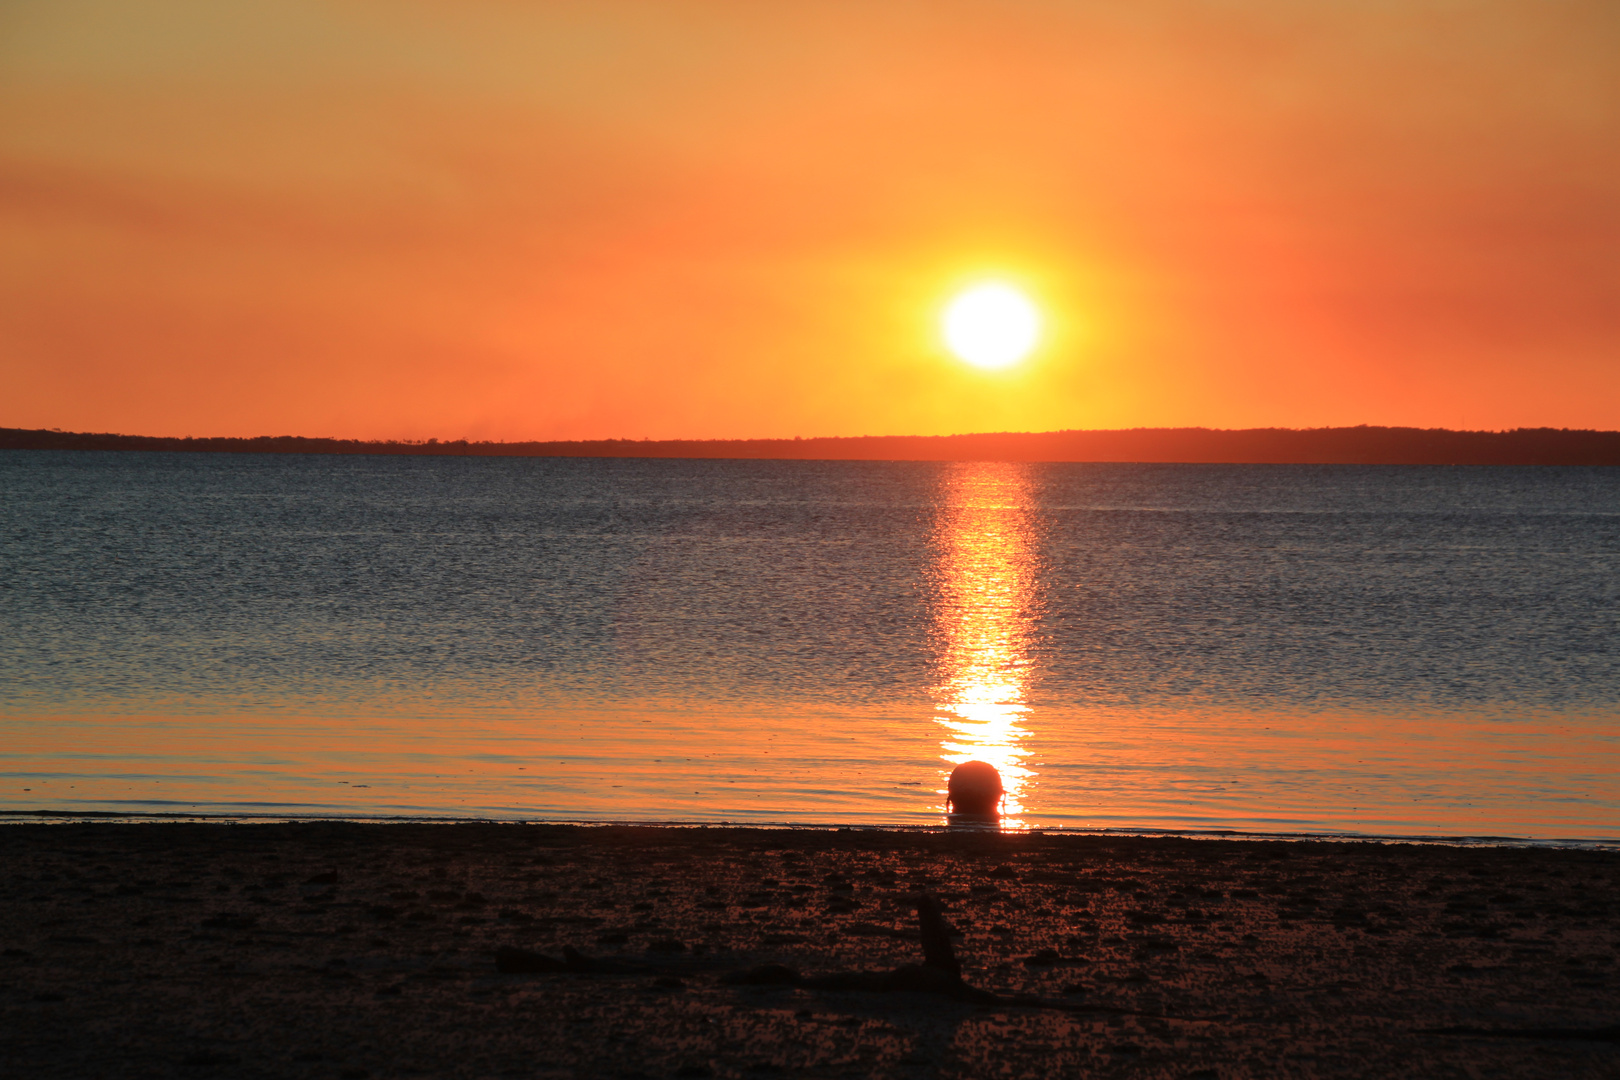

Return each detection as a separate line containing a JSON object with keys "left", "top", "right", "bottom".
{"left": 3, "top": 809, "right": 1615, "bottom": 851}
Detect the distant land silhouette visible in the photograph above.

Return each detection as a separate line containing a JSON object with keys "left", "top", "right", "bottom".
{"left": 5, "top": 425, "right": 1620, "bottom": 465}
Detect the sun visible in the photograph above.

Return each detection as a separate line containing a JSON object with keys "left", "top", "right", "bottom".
{"left": 942, "top": 283, "right": 1041, "bottom": 370}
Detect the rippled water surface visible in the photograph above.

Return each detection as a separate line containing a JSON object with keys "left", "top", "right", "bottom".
{"left": 3, "top": 450, "right": 1617, "bottom": 838}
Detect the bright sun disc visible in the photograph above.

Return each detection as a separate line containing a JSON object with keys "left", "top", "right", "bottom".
{"left": 942, "top": 284, "right": 1040, "bottom": 370}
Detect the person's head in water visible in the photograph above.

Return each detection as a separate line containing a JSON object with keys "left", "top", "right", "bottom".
{"left": 946, "top": 760, "right": 1004, "bottom": 816}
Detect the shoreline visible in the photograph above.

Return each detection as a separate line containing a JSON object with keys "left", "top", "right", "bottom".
{"left": 5, "top": 810, "right": 1616, "bottom": 852}
{"left": 9, "top": 424, "right": 1620, "bottom": 465}
{"left": 3, "top": 821, "right": 1615, "bottom": 1078}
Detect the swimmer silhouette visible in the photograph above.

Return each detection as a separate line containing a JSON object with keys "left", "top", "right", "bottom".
{"left": 946, "top": 760, "right": 1004, "bottom": 817}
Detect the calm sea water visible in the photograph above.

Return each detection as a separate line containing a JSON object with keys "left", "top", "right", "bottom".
{"left": 3, "top": 450, "right": 1617, "bottom": 839}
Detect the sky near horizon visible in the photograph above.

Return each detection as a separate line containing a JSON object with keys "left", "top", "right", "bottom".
{"left": 4, "top": 1, "right": 1619, "bottom": 441}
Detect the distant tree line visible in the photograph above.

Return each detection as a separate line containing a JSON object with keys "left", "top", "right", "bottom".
{"left": 4, "top": 425, "right": 1619, "bottom": 465}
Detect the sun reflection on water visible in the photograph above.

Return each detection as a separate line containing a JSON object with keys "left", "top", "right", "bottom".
{"left": 931, "top": 461, "right": 1038, "bottom": 827}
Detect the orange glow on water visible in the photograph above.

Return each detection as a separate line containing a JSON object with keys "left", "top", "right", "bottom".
{"left": 931, "top": 461, "right": 1039, "bottom": 825}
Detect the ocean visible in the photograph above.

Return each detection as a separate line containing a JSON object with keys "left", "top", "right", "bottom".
{"left": 2, "top": 450, "right": 1617, "bottom": 839}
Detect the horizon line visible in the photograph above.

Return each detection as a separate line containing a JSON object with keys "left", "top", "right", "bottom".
{"left": 6, "top": 423, "right": 1620, "bottom": 466}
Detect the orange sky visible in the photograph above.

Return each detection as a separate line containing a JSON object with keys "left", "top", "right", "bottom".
{"left": 4, "top": 1, "right": 1619, "bottom": 440}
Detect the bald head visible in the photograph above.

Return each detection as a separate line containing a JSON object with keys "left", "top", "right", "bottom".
{"left": 946, "top": 760, "right": 1004, "bottom": 817}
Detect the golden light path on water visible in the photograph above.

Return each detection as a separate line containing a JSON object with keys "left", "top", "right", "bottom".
{"left": 931, "top": 461, "right": 1038, "bottom": 827}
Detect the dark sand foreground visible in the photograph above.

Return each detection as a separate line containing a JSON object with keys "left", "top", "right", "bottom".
{"left": 1, "top": 823, "right": 1616, "bottom": 1079}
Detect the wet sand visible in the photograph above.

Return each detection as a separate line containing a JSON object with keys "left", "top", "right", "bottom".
{"left": 1, "top": 822, "right": 1616, "bottom": 1079}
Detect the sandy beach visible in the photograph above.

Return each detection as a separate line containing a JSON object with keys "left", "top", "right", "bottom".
{"left": 0, "top": 822, "right": 1615, "bottom": 1078}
